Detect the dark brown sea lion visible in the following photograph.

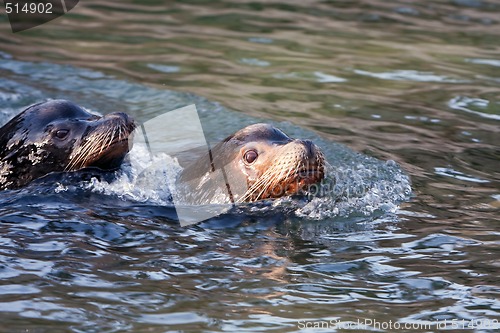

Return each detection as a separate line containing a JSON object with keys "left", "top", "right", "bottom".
{"left": 0, "top": 99, "right": 135, "bottom": 190}
{"left": 177, "top": 123, "right": 325, "bottom": 204}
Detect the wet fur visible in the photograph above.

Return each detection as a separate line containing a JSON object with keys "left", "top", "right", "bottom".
{"left": 178, "top": 123, "right": 325, "bottom": 203}
{"left": 0, "top": 100, "right": 134, "bottom": 190}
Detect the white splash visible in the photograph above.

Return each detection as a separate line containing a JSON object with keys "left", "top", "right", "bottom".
{"left": 90, "top": 144, "right": 182, "bottom": 205}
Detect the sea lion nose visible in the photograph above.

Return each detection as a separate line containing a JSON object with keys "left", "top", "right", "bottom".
{"left": 107, "top": 112, "right": 132, "bottom": 121}
{"left": 302, "top": 139, "right": 316, "bottom": 159}
{"left": 106, "top": 112, "right": 136, "bottom": 130}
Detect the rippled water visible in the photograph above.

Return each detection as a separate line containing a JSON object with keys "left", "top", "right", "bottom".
{"left": 0, "top": 0, "right": 499, "bottom": 332}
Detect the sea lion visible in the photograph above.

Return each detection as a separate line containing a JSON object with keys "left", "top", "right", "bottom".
{"left": 0, "top": 99, "right": 135, "bottom": 190}
{"left": 177, "top": 123, "right": 325, "bottom": 204}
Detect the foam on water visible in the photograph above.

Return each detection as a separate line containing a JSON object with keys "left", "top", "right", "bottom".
{"left": 87, "top": 141, "right": 411, "bottom": 221}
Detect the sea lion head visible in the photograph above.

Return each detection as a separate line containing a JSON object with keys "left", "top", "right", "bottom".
{"left": 230, "top": 123, "right": 325, "bottom": 202}
{"left": 0, "top": 99, "right": 135, "bottom": 189}
{"left": 179, "top": 123, "right": 325, "bottom": 203}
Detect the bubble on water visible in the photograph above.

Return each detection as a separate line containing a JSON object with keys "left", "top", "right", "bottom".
{"left": 296, "top": 163, "right": 411, "bottom": 220}
{"left": 89, "top": 144, "right": 182, "bottom": 205}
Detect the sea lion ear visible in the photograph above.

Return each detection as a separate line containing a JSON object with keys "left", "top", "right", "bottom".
{"left": 223, "top": 132, "right": 245, "bottom": 148}
{"left": 0, "top": 118, "right": 25, "bottom": 154}
{"left": 0, "top": 127, "right": 11, "bottom": 154}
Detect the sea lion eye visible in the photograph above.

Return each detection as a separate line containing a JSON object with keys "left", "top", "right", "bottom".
{"left": 243, "top": 150, "right": 258, "bottom": 164}
{"left": 54, "top": 129, "right": 69, "bottom": 139}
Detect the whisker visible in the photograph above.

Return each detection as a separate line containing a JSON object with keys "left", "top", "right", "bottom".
{"left": 64, "top": 121, "right": 131, "bottom": 171}
{"left": 237, "top": 141, "right": 325, "bottom": 202}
